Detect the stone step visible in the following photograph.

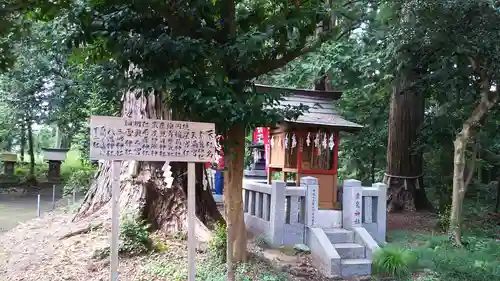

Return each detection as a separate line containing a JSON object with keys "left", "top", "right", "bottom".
{"left": 340, "top": 259, "right": 372, "bottom": 277}
{"left": 333, "top": 243, "right": 366, "bottom": 259}
{"left": 323, "top": 228, "right": 354, "bottom": 244}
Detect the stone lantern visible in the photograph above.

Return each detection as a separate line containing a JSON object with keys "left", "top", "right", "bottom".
{"left": 1, "top": 152, "right": 18, "bottom": 177}
{"left": 41, "top": 148, "right": 70, "bottom": 182}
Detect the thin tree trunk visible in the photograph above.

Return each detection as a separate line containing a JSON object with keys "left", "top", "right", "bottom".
{"left": 27, "top": 117, "right": 35, "bottom": 180}
{"left": 20, "top": 121, "right": 26, "bottom": 162}
{"left": 371, "top": 149, "right": 376, "bottom": 184}
{"left": 494, "top": 176, "right": 500, "bottom": 213}
{"left": 74, "top": 89, "right": 223, "bottom": 235}
{"left": 385, "top": 69, "right": 432, "bottom": 212}
{"left": 449, "top": 89, "right": 497, "bottom": 246}
{"left": 224, "top": 124, "right": 247, "bottom": 271}
{"left": 55, "top": 125, "right": 61, "bottom": 148}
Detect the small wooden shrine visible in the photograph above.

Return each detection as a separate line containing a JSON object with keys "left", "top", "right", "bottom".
{"left": 1, "top": 152, "right": 17, "bottom": 176}
{"left": 42, "top": 148, "right": 70, "bottom": 182}
{"left": 254, "top": 84, "right": 362, "bottom": 210}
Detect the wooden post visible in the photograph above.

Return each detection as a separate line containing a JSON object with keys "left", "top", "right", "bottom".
{"left": 110, "top": 160, "right": 121, "bottom": 281}
{"left": 332, "top": 132, "right": 340, "bottom": 203}
{"left": 187, "top": 162, "right": 196, "bottom": 281}
{"left": 52, "top": 184, "right": 56, "bottom": 210}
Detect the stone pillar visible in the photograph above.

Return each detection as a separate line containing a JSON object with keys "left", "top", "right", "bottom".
{"left": 268, "top": 180, "right": 286, "bottom": 247}
{"left": 373, "top": 182, "right": 388, "bottom": 243}
{"left": 342, "top": 179, "right": 363, "bottom": 230}
{"left": 302, "top": 176, "right": 319, "bottom": 228}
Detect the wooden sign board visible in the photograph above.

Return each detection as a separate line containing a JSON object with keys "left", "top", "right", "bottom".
{"left": 89, "top": 116, "right": 216, "bottom": 163}
{"left": 89, "top": 116, "right": 216, "bottom": 281}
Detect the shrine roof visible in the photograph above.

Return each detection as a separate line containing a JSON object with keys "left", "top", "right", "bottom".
{"left": 254, "top": 84, "right": 363, "bottom": 131}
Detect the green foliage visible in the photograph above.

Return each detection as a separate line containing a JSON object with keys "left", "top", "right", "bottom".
{"left": 14, "top": 163, "right": 48, "bottom": 182}
{"left": 388, "top": 231, "right": 500, "bottom": 281}
{"left": 119, "top": 214, "right": 153, "bottom": 255}
{"left": 435, "top": 206, "right": 451, "bottom": 231}
{"left": 62, "top": 166, "right": 97, "bottom": 196}
{"left": 208, "top": 222, "right": 227, "bottom": 263}
{"left": 143, "top": 254, "right": 288, "bottom": 281}
{"left": 254, "top": 234, "right": 269, "bottom": 249}
{"left": 372, "top": 246, "right": 418, "bottom": 279}
{"left": 235, "top": 263, "right": 288, "bottom": 281}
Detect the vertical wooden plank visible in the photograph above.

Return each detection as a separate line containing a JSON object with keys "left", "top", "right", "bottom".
{"left": 187, "top": 162, "right": 196, "bottom": 281}
{"left": 110, "top": 160, "right": 121, "bottom": 281}
{"left": 296, "top": 132, "right": 304, "bottom": 186}
{"left": 332, "top": 132, "right": 340, "bottom": 204}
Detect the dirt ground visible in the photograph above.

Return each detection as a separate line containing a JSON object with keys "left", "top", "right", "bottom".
{"left": 0, "top": 199, "right": 437, "bottom": 281}
{"left": 387, "top": 211, "right": 437, "bottom": 233}
{"left": 0, "top": 186, "right": 74, "bottom": 233}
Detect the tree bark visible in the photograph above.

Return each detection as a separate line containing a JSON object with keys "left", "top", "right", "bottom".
{"left": 73, "top": 89, "right": 224, "bottom": 235}
{"left": 494, "top": 176, "right": 500, "bottom": 213}
{"left": 449, "top": 89, "right": 498, "bottom": 246}
{"left": 27, "top": 117, "right": 36, "bottom": 182}
{"left": 223, "top": 124, "right": 247, "bottom": 267}
{"left": 385, "top": 70, "right": 432, "bottom": 212}
{"left": 20, "top": 121, "right": 26, "bottom": 162}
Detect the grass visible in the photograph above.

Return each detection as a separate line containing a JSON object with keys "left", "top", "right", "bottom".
{"left": 384, "top": 230, "right": 500, "bottom": 281}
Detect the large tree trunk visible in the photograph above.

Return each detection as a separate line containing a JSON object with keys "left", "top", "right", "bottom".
{"left": 224, "top": 123, "right": 247, "bottom": 279}
{"left": 74, "top": 89, "right": 223, "bottom": 235}
{"left": 449, "top": 89, "right": 497, "bottom": 246}
{"left": 385, "top": 70, "right": 432, "bottom": 212}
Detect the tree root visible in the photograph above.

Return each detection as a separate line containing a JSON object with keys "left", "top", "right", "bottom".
{"left": 58, "top": 222, "right": 103, "bottom": 240}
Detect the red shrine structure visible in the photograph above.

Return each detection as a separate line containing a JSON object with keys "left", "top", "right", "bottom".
{"left": 252, "top": 84, "right": 362, "bottom": 210}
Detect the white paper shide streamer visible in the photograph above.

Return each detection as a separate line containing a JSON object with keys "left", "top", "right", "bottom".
{"left": 291, "top": 133, "right": 297, "bottom": 149}
{"left": 284, "top": 133, "right": 289, "bottom": 149}
{"left": 306, "top": 132, "right": 311, "bottom": 146}
{"left": 329, "top": 134, "right": 335, "bottom": 150}
{"left": 162, "top": 162, "right": 174, "bottom": 189}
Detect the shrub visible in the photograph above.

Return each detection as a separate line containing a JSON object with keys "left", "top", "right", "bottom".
{"left": 14, "top": 163, "right": 48, "bottom": 182}
{"left": 208, "top": 222, "right": 227, "bottom": 263}
{"left": 63, "top": 166, "right": 97, "bottom": 196}
{"left": 373, "top": 246, "right": 418, "bottom": 279}
{"left": 255, "top": 234, "right": 269, "bottom": 249}
{"left": 119, "top": 214, "right": 153, "bottom": 255}
{"left": 417, "top": 236, "right": 500, "bottom": 281}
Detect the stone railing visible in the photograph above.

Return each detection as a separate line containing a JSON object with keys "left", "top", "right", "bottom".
{"left": 243, "top": 176, "right": 387, "bottom": 246}
{"left": 243, "top": 178, "right": 319, "bottom": 246}
{"left": 342, "top": 179, "right": 387, "bottom": 243}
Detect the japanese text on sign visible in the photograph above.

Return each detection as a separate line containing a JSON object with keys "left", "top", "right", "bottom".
{"left": 353, "top": 192, "right": 362, "bottom": 225}
{"left": 89, "top": 116, "right": 216, "bottom": 163}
